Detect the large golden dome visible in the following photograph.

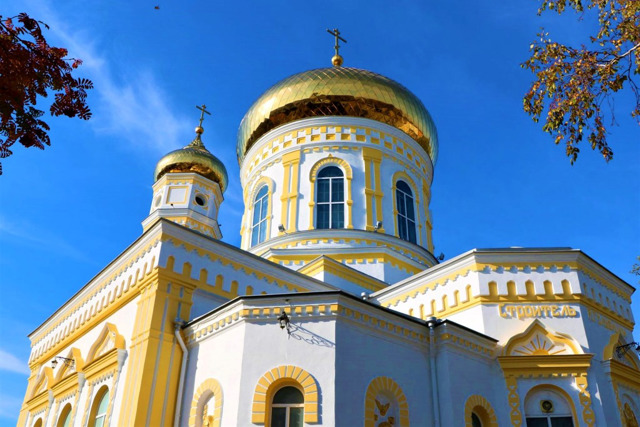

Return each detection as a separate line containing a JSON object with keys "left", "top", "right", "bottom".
{"left": 154, "top": 130, "right": 229, "bottom": 192}
{"left": 237, "top": 67, "right": 438, "bottom": 164}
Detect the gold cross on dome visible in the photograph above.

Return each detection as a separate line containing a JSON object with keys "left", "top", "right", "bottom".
{"left": 196, "top": 104, "right": 211, "bottom": 127}
{"left": 326, "top": 28, "right": 347, "bottom": 56}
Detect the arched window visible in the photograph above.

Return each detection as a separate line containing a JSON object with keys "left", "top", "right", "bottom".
{"left": 33, "top": 419, "right": 43, "bottom": 427}
{"left": 396, "top": 180, "right": 416, "bottom": 243}
{"left": 56, "top": 403, "right": 72, "bottom": 427}
{"left": 271, "top": 386, "right": 304, "bottom": 427}
{"left": 316, "top": 166, "right": 344, "bottom": 229}
{"left": 88, "top": 386, "right": 109, "bottom": 427}
{"left": 524, "top": 387, "right": 575, "bottom": 427}
{"left": 251, "top": 185, "right": 269, "bottom": 246}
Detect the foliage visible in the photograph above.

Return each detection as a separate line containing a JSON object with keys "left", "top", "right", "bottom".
{"left": 522, "top": 0, "right": 639, "bottom": 163}
{"left": 632, "top": 256, "right": 640, "bottom": 281}
{"left": 0, "top": 13, "right": 93, "bottom": 175}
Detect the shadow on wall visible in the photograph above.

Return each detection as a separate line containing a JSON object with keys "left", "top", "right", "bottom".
{"left": 288, "top": 324, "right": 336, "bottom": 348}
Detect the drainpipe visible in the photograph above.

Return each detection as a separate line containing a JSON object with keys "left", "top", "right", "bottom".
{"left": 174, "top": 320, "right": 188, "bottom": 427}
{"left": 426, "top": 317, "right": 440, "bottom": 427}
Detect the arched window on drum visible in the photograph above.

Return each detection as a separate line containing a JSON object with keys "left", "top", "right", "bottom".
{"left": 251, "top": 185, "right": 269, "bottom": 246}
{"left": 316, "top": 166, "right": 344, "bottom": 229}
{"left": 395, "top": 180, "right": 416, "bottom": 243}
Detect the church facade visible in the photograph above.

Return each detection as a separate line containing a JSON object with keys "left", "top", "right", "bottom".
{"left": 18, "top": 49, "right": 639, "bottom": 427}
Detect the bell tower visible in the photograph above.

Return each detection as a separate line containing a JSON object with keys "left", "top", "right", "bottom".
{"left": 142, "top": 105, "right": 228, "bottom": 238}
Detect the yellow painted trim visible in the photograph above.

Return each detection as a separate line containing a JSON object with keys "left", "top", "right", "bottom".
{"left": 243, "top": 124, "right": 433, "bottom": 185}
{"left": 503, "top": 319, "right": 582, "bottom": 356}
{"left": 602, "top": 332, "right": 640, "bottom": 372}
{"left": 503, "top": 374, "right": 523, "bottom": 426}
{"left": 499, "top": 353, "right": 594, "bottom": 426}
{"left": 159, "top": 237, "right": 312, "bottom": 293}
{"left": 364, "top": 376, "right": 410, "bottom": 427}
{"left": 251, "top": 365, "right": 319, "bottom": 424}
{"left": 118, "top": 267, "right": 195, "bottom": 426}
{"left": 575, "top": 375, "right": 596, "bottom": 426}
{"left": 281, "top": 150, "right": 301, "bottom": 233}
{"left": 158, "top": 216, "right": 216, "bottom": 237}
{"left": 53, "top": 348, "right": 84, "bottom": 384}
{"left": 28, "top": 367, "right": 54, "bottom": 401}
{"left": 268, "top": 237, "right": 431, "bottom": 266}
{"left": 28, "top": 235, "right": 162, "bottom": 362}
{"left": 297, "top": 256, "right": 387, "bottom": 292}
{"left": 189, "top": 378, "right": 223, "bottom": 427}
{"left": 266, "top": 251, "right": 424, "bottom": 276}
{"left": 464, "top": 394, "right": 498, "bottom": 427}
{"left": 498, "top": 353, "right": 593, "bottom": 376}
{"left": 362, "top": 147, "right": 384, "bottom": 231}
{"left": 308, "top": 156, "right": 354, "bottom": 229}
{"left": 607, "top": 359, "right": 640, "bottom": 391}
{"left": 86, "top": 323, "right": 126, "bottom": 364}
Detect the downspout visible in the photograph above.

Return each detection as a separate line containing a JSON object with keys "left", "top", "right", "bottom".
{"left": 427, "top": 317, "right": 440, "bottom": 427}
{"left": 174, "top": 320, "right": 188, "bottom": 427}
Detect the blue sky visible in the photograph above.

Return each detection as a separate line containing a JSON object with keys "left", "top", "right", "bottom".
{"left": 1, "top": 0, "right": 638, "bottom": 423}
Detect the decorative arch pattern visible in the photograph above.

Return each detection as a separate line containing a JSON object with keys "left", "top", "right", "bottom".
{"left": 464, "top": 394, "right": 498, "bottom": 426}
{"left": 503, "top": 320, "right": 582, "bottom": 356}
{"left": 251, "top": 365, "right": 319, "bottom": 424}
{"left": 391, "top": 170, "right": 422, "bottom": 246}
{"left": 86, "top": 323, "right": 126, "bottom": 363}
{"left": 308, "top": 156, "right": 353, "bottom": 229}
{"left": 54, "top": 347, "right": 84, "bottom": 383}
{"left": 188, "top": 378, "right": 223, "bottom": 427}
{"left": 364, "top": 376, "right": 409, "bottom": 427}
{"left": 30, "top": 367, "right": 54, "bottom": 399}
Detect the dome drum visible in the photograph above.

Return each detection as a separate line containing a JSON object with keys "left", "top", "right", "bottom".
{"left": 239, "top": 116, "right": 436, "bottom": 283}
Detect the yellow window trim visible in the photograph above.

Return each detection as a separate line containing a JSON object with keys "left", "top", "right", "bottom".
{"left": 188, "top": 378, "right": 223, "bottom": 427}
{"left": 364, "top": 376, "right": 410, "bottom": 427}
{"left": 464, "top": 394, "right": 498, "bottom": 427}
{"left": 251, "top": 365, "right": 319, "bottom": 424}
{"left": 308, "top": 156, "right": 353, "bottom": 230}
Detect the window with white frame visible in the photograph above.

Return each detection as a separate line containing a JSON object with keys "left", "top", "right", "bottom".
{"left": 396, "top": 180, "right": 416, "bottom": 243}
{"left": 251, "top": 185, "right": 269, "bottom": 246}
{"left": 316, "top": 166, "right": 344, "bottom": 229}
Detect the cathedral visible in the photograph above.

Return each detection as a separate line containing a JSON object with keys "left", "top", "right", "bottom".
{"left": 18, "top": 34, "right": 640, "bottom": 427}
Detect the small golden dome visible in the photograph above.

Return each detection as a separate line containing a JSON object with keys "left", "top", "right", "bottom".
{"left": 331, "top": 54, "right": 343, "bottom": 67}
{"left": 154, "top": 132, "right": 228, "bottom": 192}
{"left": 237, "top": 67, "right": 438, "bottom": 165}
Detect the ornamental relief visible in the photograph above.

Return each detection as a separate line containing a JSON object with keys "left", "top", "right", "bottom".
{"left": 374, "top": 394, "right": 397, "bottom": 426}
{"left": 503, "top": 320, "right": 581, "bottom": 356}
